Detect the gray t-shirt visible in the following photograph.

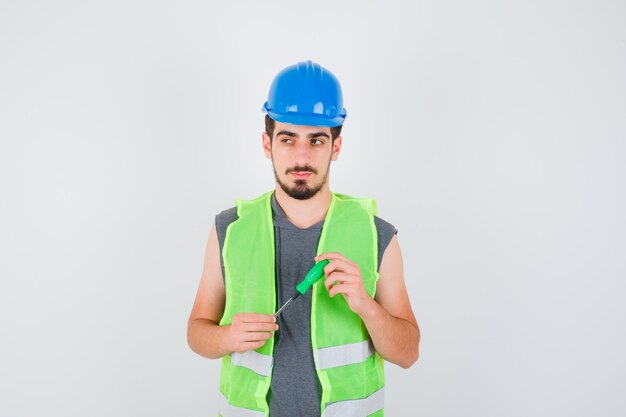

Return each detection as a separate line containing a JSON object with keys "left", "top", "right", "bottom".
{"left": 215, "top": 193, "right": 397, "bottom": 417}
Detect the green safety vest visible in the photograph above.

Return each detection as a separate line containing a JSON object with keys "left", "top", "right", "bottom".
{"left": 218, "top": 191, "right": 385, "bottom": 417}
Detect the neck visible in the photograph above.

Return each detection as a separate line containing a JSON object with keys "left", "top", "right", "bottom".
{"left": 273, "top": 185, "right": 333, "bottom": 229}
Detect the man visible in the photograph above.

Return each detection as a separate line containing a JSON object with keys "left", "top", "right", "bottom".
{"left": 188, "top": 60, "right": 420, "bottom": 417}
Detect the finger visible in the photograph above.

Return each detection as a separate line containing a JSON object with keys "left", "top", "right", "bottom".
{"left": 323, "top": 259, "right": 358, "bottom": 277}
{"left": 328, "top": 283, "right": 353, "bottom": 298}
{"left": 315, "top": 252, "right": 347, "bottom": 262}
{"left": 324, "top": 272, "right": 353, "bottom": 291}
{"left": 242, "top": 330, "right": 274, "bottom": 342}
{"left": 240, "top": 322, "right": 279, "bottom": 332}
{"left": 317, "top": 253, "right": 358, "bottom": 270}
{"left": 237, "top": 340, "right": 268, "bottom": 352}
{"left": 235, "top": 313, "right": 276, "bottom": 323}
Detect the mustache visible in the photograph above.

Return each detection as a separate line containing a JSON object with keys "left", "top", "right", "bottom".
{"left": 286, "top": 166, "right": 317, "bottom": 174}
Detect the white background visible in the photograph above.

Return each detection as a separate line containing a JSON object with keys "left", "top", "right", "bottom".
{"left": 1, "top": 1, "right": 625, "bottom": 416}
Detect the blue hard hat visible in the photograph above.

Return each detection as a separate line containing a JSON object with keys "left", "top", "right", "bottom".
{"left": 262, "top": 60, "right": 347, "bottom": 127}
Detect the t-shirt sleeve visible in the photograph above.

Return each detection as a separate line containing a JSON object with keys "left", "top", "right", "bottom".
{"left": 374, "top": 215, "right": 398, "bottom": 272}
{"left": 215, "top": 206, "right": 238, "bottom": 282}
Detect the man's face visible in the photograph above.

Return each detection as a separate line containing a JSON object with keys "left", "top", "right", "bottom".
{"left": 262, "top": 121, "right": 342, "bottom": 200}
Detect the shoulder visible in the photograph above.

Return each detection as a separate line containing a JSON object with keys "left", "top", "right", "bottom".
{"left": 334, "top": 192, "right": 398, "bottom": 256}
{"left": 215, "top": 206, "right": 238, "bottom": 225}
{"left": 374, "top": 215, "right": 397, "bottom": 235}
{"left": 215, "top": 206, "right": 238, "bottom": 249}
{"left": 214, "top": 191, "right": 272, "bottom": 247}
{"left": 373, "top": 215, "right": 398, "bottom": 270}
{"left": 374, "top": 215, "right": 398, "bottom": 243}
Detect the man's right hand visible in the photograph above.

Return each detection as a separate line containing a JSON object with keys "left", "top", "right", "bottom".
{"left": 225, "top": 313, "right": 279, "bottom": 353}
{"left": 188, "top": 225, "right": 279, "bottom": 359}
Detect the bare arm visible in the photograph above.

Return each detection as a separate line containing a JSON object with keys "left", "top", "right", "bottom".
{"left": 316, "top": 235, "right": 420, "bottom": 368}
{"left": 361, "top": 235, "right": 420, "bottom": 368}
{"left": 187, "top": 223, "right": 277, "bottom": 359}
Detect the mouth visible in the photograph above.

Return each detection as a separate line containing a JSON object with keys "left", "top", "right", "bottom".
{"left": 291, "top": 171, "right": 312, "bottom": 179}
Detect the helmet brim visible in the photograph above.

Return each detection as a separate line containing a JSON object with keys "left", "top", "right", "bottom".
{"left": 262, "top": 107, "right": 346, "bottom": 128}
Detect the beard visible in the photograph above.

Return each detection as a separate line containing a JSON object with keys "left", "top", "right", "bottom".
{"left": 273, "top": 160, "right": 330, "bottom": 200}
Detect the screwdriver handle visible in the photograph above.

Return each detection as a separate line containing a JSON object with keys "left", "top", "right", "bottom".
{"left": 295, "top": 260, "right": 330, "bottom": 295}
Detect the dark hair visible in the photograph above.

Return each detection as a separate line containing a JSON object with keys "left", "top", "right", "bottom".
{"left": 265, "top": 115, "right": 342, "bottom": 143}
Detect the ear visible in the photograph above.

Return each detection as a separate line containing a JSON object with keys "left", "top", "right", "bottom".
{"left": 262, "top": 132, "right": 272, "bottom": 159}
{"left": 331, "top": 135, "right": 342, "bottom": 161}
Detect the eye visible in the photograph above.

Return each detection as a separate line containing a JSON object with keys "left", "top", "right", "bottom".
{"left": 281, "top": 138, "right": 293, "bottom": 144}
{"left": 311, "top": 139, "right": 324, "bottom": 145}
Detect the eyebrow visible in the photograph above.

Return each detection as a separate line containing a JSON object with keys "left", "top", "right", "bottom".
{"left": 275, "top": 130, "right": 331, "bottom": 140}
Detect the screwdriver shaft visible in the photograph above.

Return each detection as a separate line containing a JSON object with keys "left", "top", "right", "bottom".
{"left": 274, "top": 298, "right": 294, "bottom": 317}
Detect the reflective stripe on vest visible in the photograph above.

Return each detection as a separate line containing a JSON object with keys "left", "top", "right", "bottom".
{"left": 314, "top": 339, "right": 375, "bottom": 370}
{"left": 230, "top": 350, "right": 273, "bottom": 377}
{"left": 321, "top": 386, "right": 385, "bottom": 417}
{"left": 218, "top": 392, "right": 264, "bottom": 417}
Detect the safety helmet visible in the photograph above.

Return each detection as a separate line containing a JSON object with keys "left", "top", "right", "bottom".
{"left": 262, "top": 60, "right": 347, "bottom": 127}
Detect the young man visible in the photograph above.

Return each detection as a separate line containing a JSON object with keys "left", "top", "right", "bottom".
{"left": 188, "top": 60, "right": 420, "bottom": 417}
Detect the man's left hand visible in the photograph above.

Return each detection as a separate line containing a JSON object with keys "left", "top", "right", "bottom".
{"left": 314, "top": 252, "right": 375, "bottom": 317}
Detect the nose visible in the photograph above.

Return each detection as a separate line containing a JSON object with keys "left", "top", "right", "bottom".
{"left": 292, "top": 141, "right": 312, "bottom": 166}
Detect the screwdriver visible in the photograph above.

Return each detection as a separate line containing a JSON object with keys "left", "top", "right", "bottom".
{"left": 274, "top": 259, "right": 330, "bottom": 317}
